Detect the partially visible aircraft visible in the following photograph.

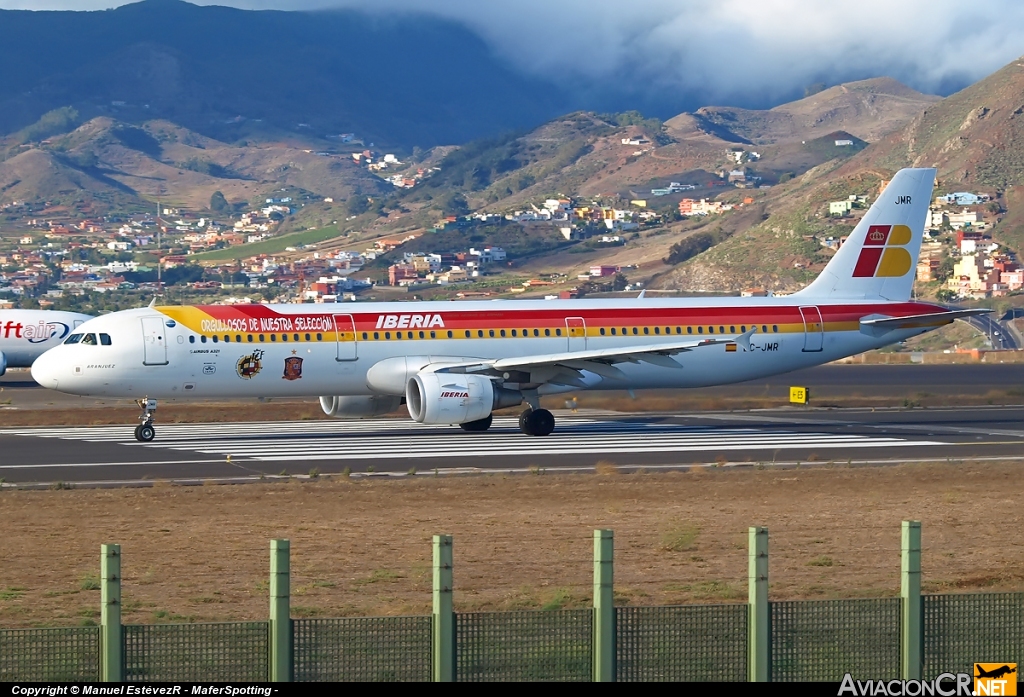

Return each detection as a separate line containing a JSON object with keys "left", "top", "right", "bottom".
{"left": 32, "top": 168, "right": 988, "bottom": 441}
{"left": 0, "top": 309, "right": 93, "bottom": 376}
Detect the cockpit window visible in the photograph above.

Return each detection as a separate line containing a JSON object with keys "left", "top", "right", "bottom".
{"left": 99, "top": 333, "right": 112, "bottom": 346}
{"left": 64, "top": 334, "right": 83, "bottom": 344}
{"left": 81, "top": 333, "right": 97, "bottom": 346}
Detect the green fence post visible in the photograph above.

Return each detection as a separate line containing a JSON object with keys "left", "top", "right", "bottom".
{"left": 748, "top": 526, "right": 769, "bottom": 682}
{"left": 433, "top": 534, "right": 454, "bottom": 682}
{"left": 901, "top": 521, "right": 922, "bottom": 680}
{"left": 269, "top": 539, "right": 291, "bottom": 682}
{"left": 593, "top": 529, "right": 614, "bottom": 682}
{"left": 100, "top": 543, "right": 123, "bottom": 682}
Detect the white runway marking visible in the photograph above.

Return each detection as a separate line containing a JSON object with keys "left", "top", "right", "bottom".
{"left": 0, "top": 417, "right": 944, "bottom": 462}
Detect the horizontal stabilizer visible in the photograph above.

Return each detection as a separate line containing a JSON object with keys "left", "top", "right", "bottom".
{"left": 860, "top": 308, "right": 990, "bottom": 333}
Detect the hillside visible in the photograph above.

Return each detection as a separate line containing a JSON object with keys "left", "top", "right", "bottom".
{"left": 654, "top": 58, "right": 1024, "bottom": 293}
{"left": 0, "top": 117, "right": 389, "bottom": 211}
{"left": 0, "top": 0, "right": 568, "bottom": 149}
{"left": 690, "top": 78, "right": 939, "bottom": 145}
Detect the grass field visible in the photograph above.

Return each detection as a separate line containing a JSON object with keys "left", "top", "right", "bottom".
{"left": 193, "top": 225, "right": 343, "bottom": 262}
{"left": 0, "top": 461, "right": 1021, "bottom": 627}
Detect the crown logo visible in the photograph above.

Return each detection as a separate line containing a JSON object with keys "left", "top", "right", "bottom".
{"left": 869, "top": 230, "right": 886, "bottom": 242}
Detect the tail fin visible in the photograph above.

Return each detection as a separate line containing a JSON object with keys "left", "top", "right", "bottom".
{"left": 796, "top": 168, "right": 936, "bottom": 301}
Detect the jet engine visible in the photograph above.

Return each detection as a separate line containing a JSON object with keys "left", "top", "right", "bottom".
{"left": 319, "top": 395, "right": 402, "bottom": 418}
{"left": 406, "top": 372, "right": 521, "bottom": 424}
{"left": 0, "top": 350, "right": 6, "bottom": 376}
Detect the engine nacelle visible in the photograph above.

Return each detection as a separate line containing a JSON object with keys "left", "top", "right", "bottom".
{"left": 406, "top": 372, "right": 522, "bottom": 424}
{"left": 0, "top": 350, "right": 6, "bottom": 376}
{"left": 319, "top": 395, "right": 402, "bottom": 418}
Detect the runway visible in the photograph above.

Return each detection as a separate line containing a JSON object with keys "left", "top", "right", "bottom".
{"left": 3, "top": 405, "right": 1023, "bottom": 486}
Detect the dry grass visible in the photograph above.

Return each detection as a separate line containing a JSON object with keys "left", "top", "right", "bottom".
{"left": 0, "top": 461, "right": 1022, "bottom": 627}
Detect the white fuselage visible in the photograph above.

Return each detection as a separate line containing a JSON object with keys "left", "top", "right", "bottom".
{"left": 0, "top": 309, "right": 93, "bottom": 373}
{"left": 29, "top": 297, "right": 937, "bottom": 400}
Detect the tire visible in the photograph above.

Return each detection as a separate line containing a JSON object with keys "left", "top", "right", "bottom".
{"left": 519, "top": 408, "right": 534, "bottom": 435}
{"left": 133, "top": 425, "right": 143, "bottom": 442}
{"left": 460, "top": 414, "right": 493, "bottom": 432}
{"left": 137, "top": 424, "right": 156, "bottom": 442}
{"left": 529, "top": 408, "right": 555, "bottom": 437}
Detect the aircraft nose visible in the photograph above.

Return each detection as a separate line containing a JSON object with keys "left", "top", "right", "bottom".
{"left": 31, "top": 349, "right": 60, "bottom": 390}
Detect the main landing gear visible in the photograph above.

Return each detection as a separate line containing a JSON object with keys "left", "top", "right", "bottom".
{"left": 134, "top": 398, "right": 157, "bottom": 442}
{"left": 519, "top": 407, "right": 555, "bottom": 437}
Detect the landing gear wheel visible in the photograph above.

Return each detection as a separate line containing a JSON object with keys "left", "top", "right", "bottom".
{"left": 460, "top": 414, "right": 493, "bottom": 432}
{"left": 520, "top": 408, "right": 555, "bottom": 436}
{"left": 134, "top": 397, "right": 158, "bottom": 442}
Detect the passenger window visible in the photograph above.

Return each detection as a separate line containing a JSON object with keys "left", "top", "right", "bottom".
{"left": 545, "top": 329, "right": 551, "bottom": 336}
{"left": 374, "top": 332, "right": 380, "bottom": 340}
{"left": 81, "top": 333, "right": 97, "bottom": 345}
{"left": 533, "top": 329, "right": 540, "bottom": 337}
{"left": 654, "top": 327, "right": 660, "bottom": 335}
{"left": 64, "top": 334, "right": 82, "bottom": 344}
{"left": 719, "top": 326, "right": 725, "bottom": 334}
{"left": 235, "top": 335, "right": 241, "bottom": 343}
{"left": 396, "top": 332, "right": 402, "bottom": 340}
{"left": 446, "top": 331, "right": 452, "bottom": 338}
{"left": 762, "top": 325, "right": 768, "bottom": 334}
{"left": 201, "top": 335, "right": 207, "bottom": 343}
{"left": 632, "top": 327, "right": 638, "bottom": 335}
{"left": 600, "top": 328, "right": 606, "bottom": 336}
{"left": 281, "top": 334, "right": 288, "bottom": 342}
{"left": 489, "top": 329, "right": 495, "bottom": 337}
{"left": 644, "top": 327, "right": 650, "bottom": 335}
{"left": 773, "top": 325, "right": 778, "bottom": 333}
{"left": 478, "top": 330, "right": 484, "bottom": 338}
{"left": 611, "top": 327, "right": 617, "bottom": 335}
{"left": 741, "top": 326, "right": 746, "bottom": 333}
{"left": 687, "top": 327, "right": 693, "bottom": 334}
{"left": 212, "top": 335, "right": 218, "bottom": 344}
{"left": 709, "top": 327, "right": 715, "bottom": 334}
{"left": 362, "top": 332, "right": 368, "bottom": 340}
{"left": 224, "top": 335, "right": 230, "bottom": 343}
{"left": 385, "top": 332, "right": 391, "bottom": 339}
{"left": 676, "top": 327, "right": 681, "bottom": 334}
{"left": 419, "top": 331, "right": 425, "bottom": 339}
{"left": 316, "top": 333, "right": 323, "bottom": 341}
{"left": 511, "top": 329, "right": 517, "bottom": 337}
{"left": 189, "top": 335, "right": 195, "bottom": 344}
{"left": 500, "top": 329, "right": 506, "bottom": 337}
{"left": 99, "top": 333, "right": 112, "bottom": 346}
{"left": 465, "top": 330, "right": 471, "bottom": 338}
{"left": 430, "top": 331, "right": 436, "bottom": 339}
{"left": 698, "top": 327, "right": 704, "bottom": 334}
{"left": 556, "top": 328, "right": 562, "bottom": 336}
{"left": 247, "top": 335, "right": 253, "bottom": 343}
{"left": 730, "top": 326, "right": 736, "bottom": 333}
{"left": 259, "top": 334, "right": 265, "bottom": 342}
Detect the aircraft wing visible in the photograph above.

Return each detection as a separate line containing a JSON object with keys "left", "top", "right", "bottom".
{"left": 860, "top": 308, "right": 990, "bottom": 331}
{"left": 433, "top": 327, "right": 757, "bottom": 385}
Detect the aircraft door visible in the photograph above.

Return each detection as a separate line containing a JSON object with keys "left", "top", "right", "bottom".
{"left": 566, "top": 317, "right": 587, "bottom": 352}
{"left": 333, "top": 314, "right": 357, "bottom": 361}
{"left": 799, "top": 306, "right": 824, "bottom": 352}
{"left": 141, "top": 316, "right": 169, "bottom": 365}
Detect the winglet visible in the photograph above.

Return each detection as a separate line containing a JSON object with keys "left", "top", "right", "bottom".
{"left": 736, "top": 325, "right": 757, "bottom": 351}
{"left": 148, "top": 297, "right": 157, "bottom": 308}
{"left": 637, "top": 289, "right": 646, "bottom": 299}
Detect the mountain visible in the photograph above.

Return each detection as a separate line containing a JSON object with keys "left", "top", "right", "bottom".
{"left": 0, "top": 117, "right": 389, "bottom": 211}
{"left": 688, "top": 78, "right": 939, "bottom": 145}
{"left": 0, "top": 0, "right": 569, "bottom": 149}
{"left": 653, "top": 58, "right": 1024, "bottom": 293}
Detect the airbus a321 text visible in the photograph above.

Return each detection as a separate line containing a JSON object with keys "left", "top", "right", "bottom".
{"left": 31, "top": 168, "right": 987, "bottom": 441}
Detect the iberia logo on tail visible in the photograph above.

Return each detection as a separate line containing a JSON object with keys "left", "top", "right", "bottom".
{"left": 852, "top": 225, "right": 913, "bottom": 278}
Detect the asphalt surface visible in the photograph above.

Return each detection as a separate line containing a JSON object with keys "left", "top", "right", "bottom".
{"left": 961, "top": 314, "right": 1020, "bottom": 350}
{"left": 2, "top": 405, "right": 1024, "bottom": 486}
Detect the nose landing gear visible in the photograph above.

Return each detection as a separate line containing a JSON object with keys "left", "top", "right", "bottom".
{"left": 134, "top": 398, "right": 157, "bottom": 442}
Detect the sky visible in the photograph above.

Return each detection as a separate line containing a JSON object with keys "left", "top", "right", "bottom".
{"left": 3, "top": 0, "right": 1024, "bottom": 109}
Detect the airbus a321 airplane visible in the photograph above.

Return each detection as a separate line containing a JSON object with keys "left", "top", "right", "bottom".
{"left": 32, "top": 168, "right": 987, "bottom": 441}
{"left": 0, "top": 309, "right": 92, "bottom": 376}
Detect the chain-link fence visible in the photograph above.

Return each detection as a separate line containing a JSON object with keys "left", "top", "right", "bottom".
{"left": 923, "top": 592, "right": 1024, "bottom": 679}
{"left": 123, "top": 622, "right": 269, "bottom": 682}
{"left": 771, "top": 598, "right": 902, "bottom": 681}
{"left": 455, "top": 610, "right": 593, "bottom": 681}
{"left": 0, "top": 627, "right": 100, "bottom": 681}
{"left": 616, "top": 604, "right": 748, "bottom": 682}
{"left": 293, "top": 616, "right": 432, "bottom": 682}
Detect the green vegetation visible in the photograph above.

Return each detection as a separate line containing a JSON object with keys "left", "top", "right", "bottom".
{"left": 663, "top": 232, "right": 719, "bottom": 265}
{"left": 661, "top": 525, "right": 700, "bottom": 552}
{"left": 11, "top": 107, "right": 80, "bottom": 145}
{"left": 194, "top": 225, "right": 342, "bottom": 262}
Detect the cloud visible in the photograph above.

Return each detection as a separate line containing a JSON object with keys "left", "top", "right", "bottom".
{"left": 5, "top": 0, "right": 1024, "bottom": 109}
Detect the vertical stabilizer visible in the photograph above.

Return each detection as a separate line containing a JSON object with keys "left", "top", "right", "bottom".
{"left": 796, "top": 168, "right": 935, "bottom": 301}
